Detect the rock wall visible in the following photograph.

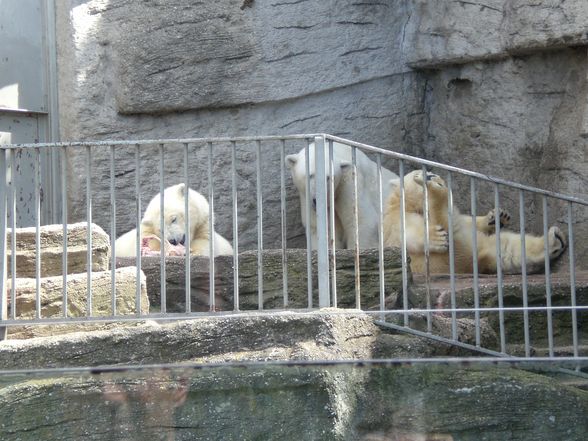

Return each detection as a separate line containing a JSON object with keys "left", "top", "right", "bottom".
{"left": 55, "top": 0, "right": 426, "bottom": 249}
{"left": 408, "top": 0, "right": 588, "bottom": 266}
{"left": 55, "top": 0, "right": 588, "bottom": 259}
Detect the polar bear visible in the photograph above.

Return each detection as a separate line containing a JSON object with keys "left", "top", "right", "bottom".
{"left": 115, "top": 183, "right": 233, "bottom": 257}
{"left": 383, "top": 170, "right": 566, "bottom": 274}
{"left": 286, "top": 142, "right": 399, "bottom": 250}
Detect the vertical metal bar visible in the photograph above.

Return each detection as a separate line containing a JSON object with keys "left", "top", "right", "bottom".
{"left": 328, "top": 140, "right": 337, "bottom": 308}
{"left": 447, "top": 173, "right": 457, "bottom": 340}
{"left": 208, "top": 142, "right": 216, "bottom": 311}
{"left": 305, "top": 140, "right": 313, "bottom": 308}
{"left": 542, "top": 196, "right": 554, "bottom": 357}
{"left": 110, "top": 145, "right": 117, "bottom": 316}
{"left": 256, "top": 140, "right": 264, "bottom": 310}
{"left": 280, "top": 140, "right": 288, "bottom": 307}
{"left": 494, "top": 184, "right": 505, "bottom": 353}
{"left": 422, "top": 165, "right": 432, "bottom": 333}
{"left": 184, "top": 143, "right": 191, "bottom": 314}
{"left": 519, "top": 190, "right": 530, "bottom": 357}
{"left": 159, "top": 143, "right": 166, "bottom": 314}
{"left": 314, "top": 136, "right": 330, "bottom": 308}
{"left": 377, "top": 154, "right": 385, "bottom": 318}
{"left": 0, "top": 149, "right": 7, "bottom": 340}
{"left": 398, "top": 160, "right": 408, "bottom": 326}
{"left": 231, "top": 141, "right": 240, "bottom": 311}
{"left": 43, "top": 0, "right": 60, "bottom": 223}
{"left": 9, "top": 151, "right": 16, "bottom": 320}
{"left": 471, "top": 178, "right": 480, "bottom": 346}
{"left": 85, "top": 146, "right": 93, "bottom": 316}
{"left": 351, "top": 146, "right": 361, "bottom": 309}
{"left": 35, "top": 148, "right": 41, "bottom": 320}
{"left": 60, "top": 147, "right": 68, "bottom": 318}
{"left": 134, "top": 144, "right": 142, "bottom": 315}
{"left": 567, "top": 202, "right": 578, "bottom": 358}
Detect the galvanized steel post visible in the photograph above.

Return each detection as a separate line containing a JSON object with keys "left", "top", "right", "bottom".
{"left": 314, "top": 136, "right": 330, "bottom": 308}
{"left": 0, "top": 149, "right": 7, "bottom": 340}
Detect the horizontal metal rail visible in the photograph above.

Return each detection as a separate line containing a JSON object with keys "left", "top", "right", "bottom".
{"left": 324, "top": 134, "right": 588, "bottom": 206}
{"left": 0, "top": 357, "right": 587, "bottom": 378}
{"left": 0, "top": 303, "right": 586, "bottom": 327}
{"left": 5, "top": 133, "right": 585, "bottom": 205}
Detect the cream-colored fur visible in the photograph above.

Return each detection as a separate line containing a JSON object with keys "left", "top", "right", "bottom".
{"left": 383, "top": 170, "right": 566, "bottom": 274}
{"left": 115, "top": 183, "right": 233, "bottom": 257}
{"left": 286, "top": 142, "right": 398, "bottom": 250}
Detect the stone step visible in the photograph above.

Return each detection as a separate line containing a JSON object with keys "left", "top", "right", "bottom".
{"left": 6, "top": 267, "right": 149, "bottom": 339}
{"left": 116, "top": 248, "right": 406, "bottom": 312}
{"left": 410, "top": 272, "right": 588, "bottom": 348}
{"left": 6, "top": 222, "right": 111, "bottom": 278}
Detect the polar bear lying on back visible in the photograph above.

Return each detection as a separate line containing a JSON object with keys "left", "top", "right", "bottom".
{"left": 286, "top": 142, "right": 398, "bottom": 249}
{"left": 115, "top": 183, "right": 233, "bottom": 257}
{"left": 383, "top": 170, "right": 566, "bottom": 274}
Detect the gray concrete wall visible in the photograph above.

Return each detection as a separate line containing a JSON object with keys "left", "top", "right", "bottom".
{"left": 55, "top": 0, "right": 588, "bottom": 261}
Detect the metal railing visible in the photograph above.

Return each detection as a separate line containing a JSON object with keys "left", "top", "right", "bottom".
{"left": 0, "top": 134, "right": 586, "bottom": 359}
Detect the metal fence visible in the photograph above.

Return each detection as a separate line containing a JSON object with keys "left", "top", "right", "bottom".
{"left": 0, "top": 134, "right": 586, "bottom": 359}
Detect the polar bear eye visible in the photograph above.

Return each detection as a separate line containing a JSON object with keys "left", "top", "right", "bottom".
{"left": 170, "top": 216, "right": 177, "bottom": 224}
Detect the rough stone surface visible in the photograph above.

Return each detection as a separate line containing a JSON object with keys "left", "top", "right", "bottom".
{"left": 108, "top": 0, "right": 410, "bottom": 114}
{"left": 407, "top": 0, "right": 588, "bottom": 68}
{"left": 116, "top": 248, "right": 406, "bottom": 312}
{"left": 54, "top": 0, "right": 426, "bottom": 251}
{"left": 0, "top": 312, "right": 375, "bottom": 369}
{"left": 5, "top": 267, "right": 149, "bottom": 339}
{"left": 7, "top": 222, "right": 110, "bottom": 278}
{"left": 0, "top": 345, "right": 587, "bottom": 440}
{"left": 420, "top": 48, "right": 588, "bottom": 267}
{"left": 0, "top": 314, "right": 584, "bottom": 440}
{"left": 53, "top": 0, "right": 588, "bottom": 267}
{"left": 411, "top": 272, "right": 588, "bottom": 355}
{"left": 0, "top": 311, "right": 500, "bottom": 370}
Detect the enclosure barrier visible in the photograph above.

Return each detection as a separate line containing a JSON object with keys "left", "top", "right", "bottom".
{"left": 0, "top": 134, "right": 586, "bottom": 359}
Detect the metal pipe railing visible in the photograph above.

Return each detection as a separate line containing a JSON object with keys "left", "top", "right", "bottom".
{"left": 0, "top": 134, "right": 584, "bottom": 362}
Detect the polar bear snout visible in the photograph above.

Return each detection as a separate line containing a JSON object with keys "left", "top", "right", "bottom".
{"left": 168, "top": 234, "right": 186, "bottom": 247}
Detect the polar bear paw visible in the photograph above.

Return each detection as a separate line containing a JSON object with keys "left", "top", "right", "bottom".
{"left": 486, "top": 208, "right": 511, "bottom": 229}
{"left": 548, "top": 226, "right": 567, "bottom": 260}
{"left": 427, "top": 225, "right": 449, "bottom": 252}
{"left": 412, "top": 170, "right": 447, "bottom": 192}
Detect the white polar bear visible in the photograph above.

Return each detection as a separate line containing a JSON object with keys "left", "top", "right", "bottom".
{"left": 286, "top": 141, "right": 399, "bottom": 250}
{"left": 115, "top": 183, "right": 233, "bottom": 257}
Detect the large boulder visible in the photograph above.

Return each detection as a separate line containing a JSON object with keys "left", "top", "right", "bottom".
{"left": 6, "top": 222, "right": 110, "bottom": 278}
{"left": 6, "top": 266, "right": 149, "bottom": 339}
{"left": 0, "top": 314, "right": 585, "bottom": 441}
{"left": 117, "top": 248, "right": 407, "bottom": 312}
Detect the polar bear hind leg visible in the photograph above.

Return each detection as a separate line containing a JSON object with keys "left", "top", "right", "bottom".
{"left": 476, "top": 226, "right": 566, "bottom": 274}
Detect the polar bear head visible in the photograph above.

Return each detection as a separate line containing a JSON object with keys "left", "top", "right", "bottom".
{"left": 285, "top": 142, "right": 352, "bottom": 210}
{"left": 141, "top": 183, "right": 209, "bottom": 246}
{"left": 392, "top": 169, "right": 448, "bottom": 214}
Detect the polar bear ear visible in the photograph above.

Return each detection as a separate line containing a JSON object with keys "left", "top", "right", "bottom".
{"left": 176, "top": 183, "right": 186, "bottom": 197}
{"left": 339, "top": 161, "right": 352, "bottom": 174}
{"left": 285, "top": 154, "right": 298, "bottom": 169}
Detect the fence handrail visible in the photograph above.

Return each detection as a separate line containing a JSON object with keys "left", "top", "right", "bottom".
{"left": 3, "top": 133, "right": 585, "bottom": 205}
{"left": 0, "top": 134, "right": 324, "bottom": 150}
{"left": 325, "top": 134, "right": 588, "bottom": 206}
